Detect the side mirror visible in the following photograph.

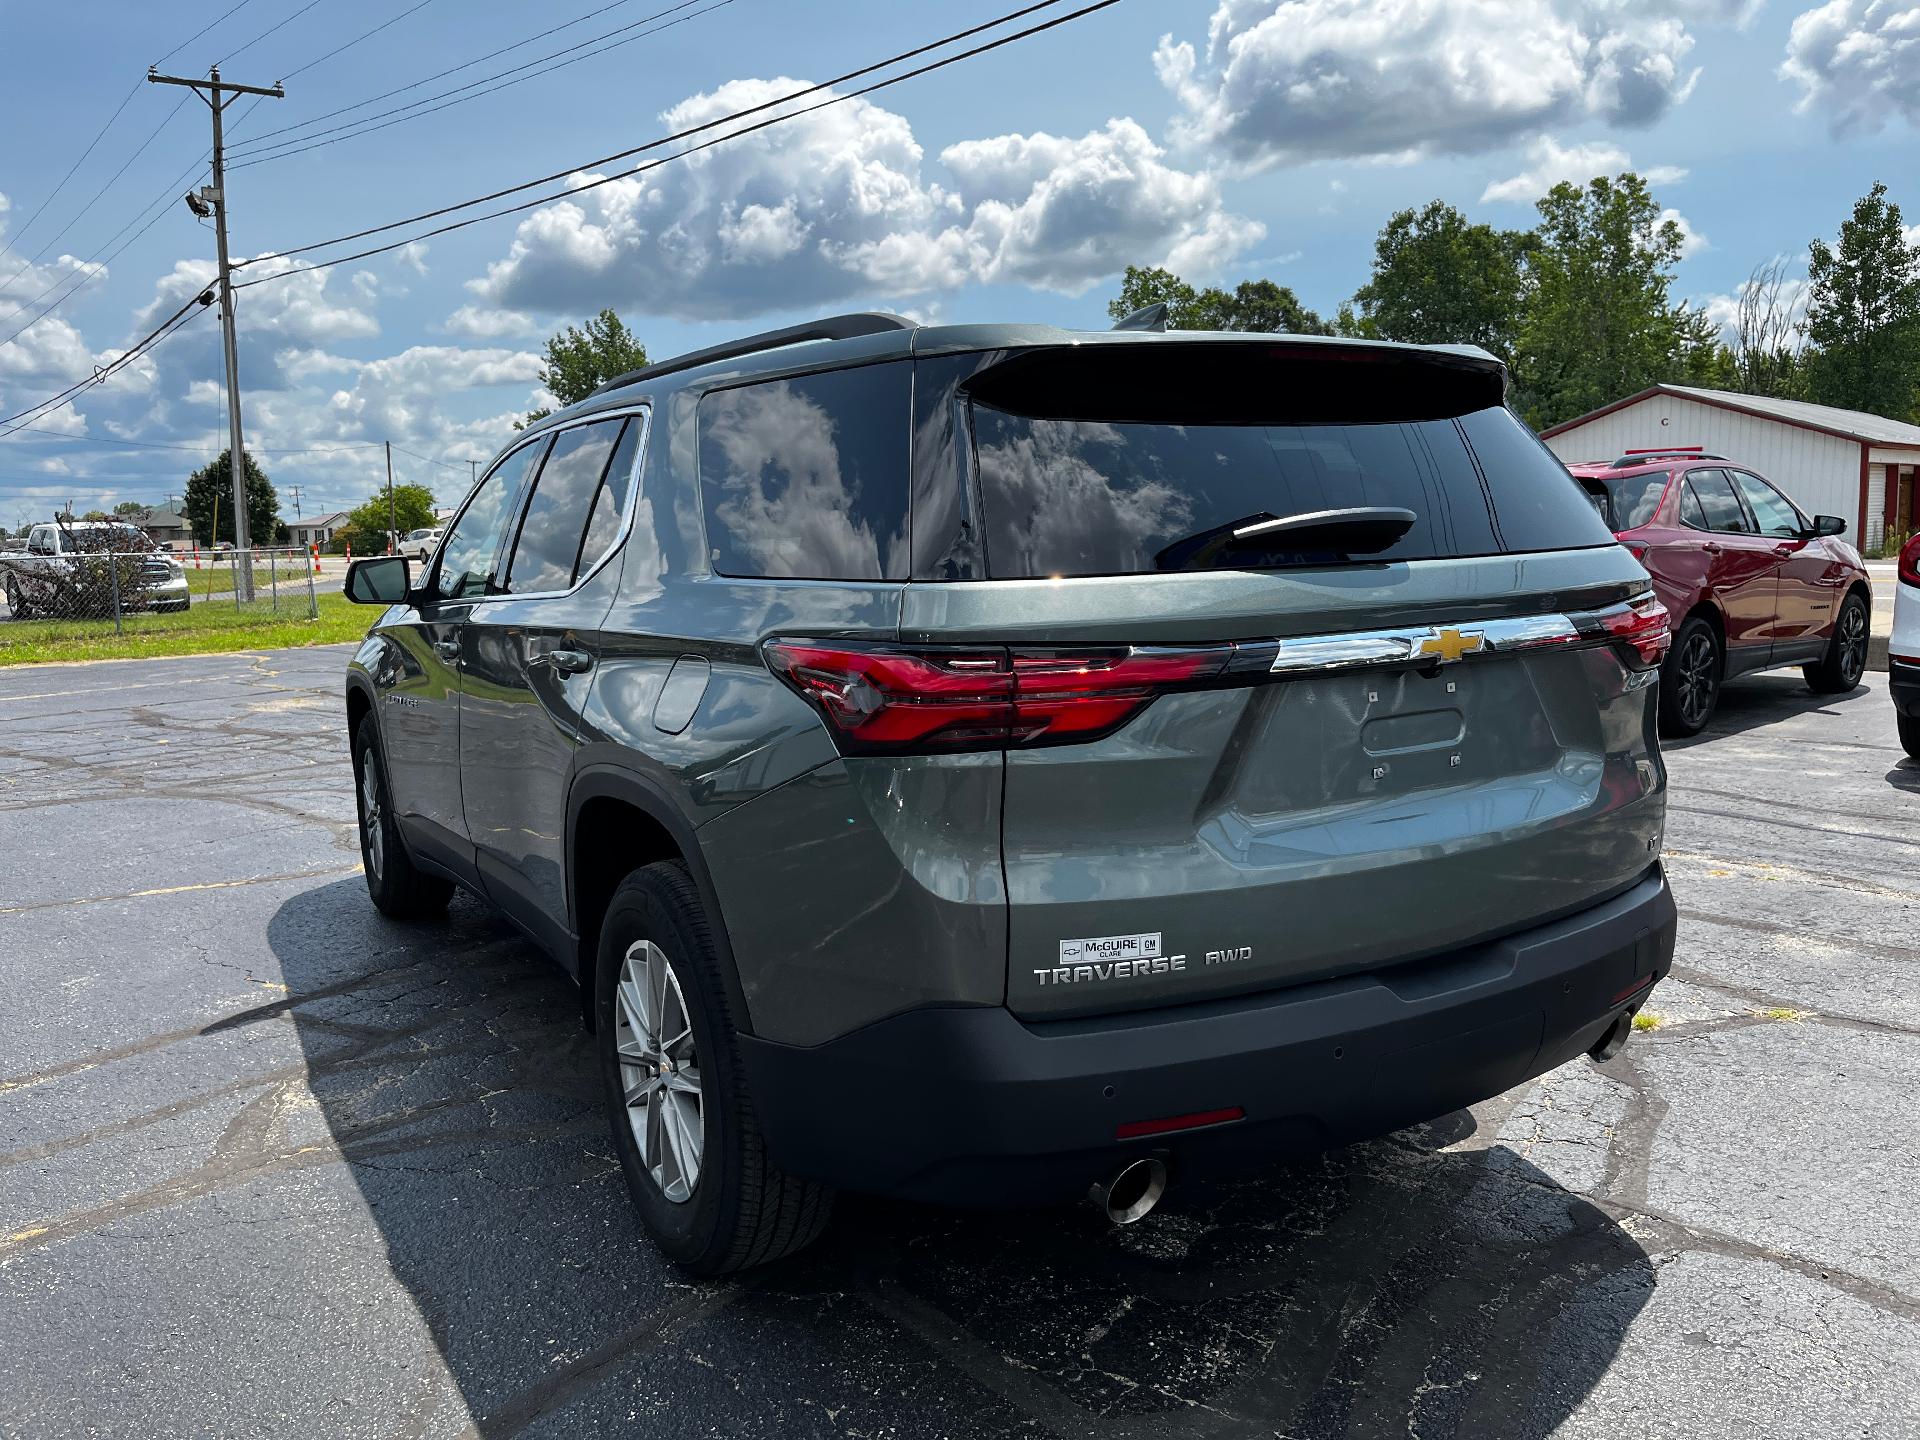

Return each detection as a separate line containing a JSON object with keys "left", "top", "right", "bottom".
{"left": 345, "top": 554, "right": 411, "bottom": 605}
{"left": 1809, "top": 515, "right": 1846, "bottom": 538}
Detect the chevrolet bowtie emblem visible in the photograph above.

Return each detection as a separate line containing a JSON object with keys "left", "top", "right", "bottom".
{"left": 1417, "top": 627, "right": 1486, "bottom": 663}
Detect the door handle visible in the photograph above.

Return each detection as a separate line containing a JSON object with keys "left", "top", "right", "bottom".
{"left": 547, "top": 647, "right": 594, "bottom": 674}
{"left": 1772, "top": 546, "right": 1796, "bottom": 559}
{"left": 1701, "top": 541, "right": 1722, "bottom": 554}
{"left": 432, "top": 639, "right": 460, "bottom": 662}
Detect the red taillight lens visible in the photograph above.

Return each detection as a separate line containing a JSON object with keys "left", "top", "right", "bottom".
{"left": 765, "top": 640, "right": 1230, "bottom": 753}
{"left": 1592, "top": 593, "right": 1670, "bottom": 670}
{"left": 1899, "top": 533, "right": 1920, "bottom": 590}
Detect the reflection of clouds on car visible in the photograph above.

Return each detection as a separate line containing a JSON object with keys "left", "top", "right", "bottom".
{"left": 975, "top": 412, "right": 1194, "bottom": 577}
{"left": 699, "top": 376, "right": 903, "bottom": 580}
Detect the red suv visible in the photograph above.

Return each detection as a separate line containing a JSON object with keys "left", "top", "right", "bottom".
{"left": 1567, "top": 451, "right": 1870, "bottom": 736}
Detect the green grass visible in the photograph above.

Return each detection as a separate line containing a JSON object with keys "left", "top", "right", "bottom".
{"left": 0, "top": 591, "right": 369, "bottom": 666}
{"left": 1631, "top": 1010, "right": 1665, "bottom": 1032}
{"left": 190, "top": 561, "right": 323, "bottom": 597}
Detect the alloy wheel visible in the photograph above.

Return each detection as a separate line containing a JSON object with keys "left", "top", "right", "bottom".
{"left": 358, "top": 758, "right": 385, "bottom": 881}
{"left": 1839, "top": 602, "right": 1867, "bottom": 685}
{"left": 1677, "top": 631, "right": 1717, "bottom": 729}
{"left": 615, "top": 939, "right": 704, "bottom": 1203}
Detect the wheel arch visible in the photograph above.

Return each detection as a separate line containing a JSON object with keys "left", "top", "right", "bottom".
{"left": 567, "top": 764, "right": 752, "bottom": 1037}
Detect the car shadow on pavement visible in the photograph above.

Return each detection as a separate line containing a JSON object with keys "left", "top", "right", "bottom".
{"left": 1667, "top": 672, "right": 1877, "bottom": 747}
{"left": 269, "top": 879, "right": 1653, "bottom": 1439}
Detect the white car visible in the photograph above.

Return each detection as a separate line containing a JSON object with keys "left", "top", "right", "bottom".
{"left": 402, "top": 527, "right": 443, "bottom": 565}
{"left": 1890, "top": 536, "right": 1920, "bottom": 758}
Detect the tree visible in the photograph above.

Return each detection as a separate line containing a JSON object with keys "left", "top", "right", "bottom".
{"left": 113, "top": 500, "right": 146, "bottom": 518}
{"left": 183, "top": 449, "right": 280, "bottom": 547}
{"left": 1804, "top": 182, "right": 1920, "bottom": 421}
{"left": 1347, "top": 201, "right": 1532, "bottom": 362}
{"left": 343, "top": 484, "right": 437, "bottom": 547}
{"left": 1511, "top": 174, "right": 1704, "bottom": 429}
{"left": 1730, "top": 257, "right": 1811, "bottom": 399}
{"left": 519, "top": 308, "right": 648, "bottom": 428}
{"left": 80, "top": 510, "right": 111, "bottom": 522}
{"left": 1106, "top": 265, "right": 1332, "bottom": 335}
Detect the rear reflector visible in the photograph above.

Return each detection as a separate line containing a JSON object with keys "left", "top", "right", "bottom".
{"left": 764, "top": 639, "right": 1230, "bottom": 753}
{"left": 1610, "top": 975, "right": 1655, "bottom": 1005}
{"left": 1116, "top": 1106, "right": 1245, "bottom": 1141}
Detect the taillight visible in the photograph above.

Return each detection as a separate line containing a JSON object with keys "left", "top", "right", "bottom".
{"left": 1586, "top": 593, "right": 1670, "bottom": 670}
{"left": 765, "top": 639, "right": 1231, "bottom": 753}
{"left": 1899, "top": 533, "right": 1920, "bottom": 589}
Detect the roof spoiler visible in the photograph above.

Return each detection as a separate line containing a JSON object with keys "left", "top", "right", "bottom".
{"left": 588, "top": 312, "right": 917, "bottom": 397}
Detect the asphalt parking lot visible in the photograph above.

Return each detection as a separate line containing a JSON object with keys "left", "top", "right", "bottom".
{"left": 2, "top": 645, "right": 1916, "bottom": 1438}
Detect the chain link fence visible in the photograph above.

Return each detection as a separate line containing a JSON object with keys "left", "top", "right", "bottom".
{"left": 0, "top": 522, "right": 318, "bottom": 634}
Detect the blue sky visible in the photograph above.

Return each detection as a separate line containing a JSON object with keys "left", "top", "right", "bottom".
{"left": 1, "top": 0, "right": 1915, "bottom": 525}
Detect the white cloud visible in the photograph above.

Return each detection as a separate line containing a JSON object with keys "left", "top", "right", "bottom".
{"left": 1661, "top": 206, "right": 1709, "bottom": 258}
{"left": 1782, "top": 0, "right": 1920, "bottom": 131}
{"left": 472, "top": 80, "right": 1259, "bottom": 319}
{"left": 1482, "top": 136, "right": 1688, "bottom": 203}
{"left": 137, "top": 255, "right": 380, "bottom": 346}
{"left": 1154, "top": 0, "right": 1716, "bottom": 170}
{"left": 444, "top": 303, "right": 542, "bottom": 339}
{"left": 396, "top": 241, "right": 430, "bottom": 276}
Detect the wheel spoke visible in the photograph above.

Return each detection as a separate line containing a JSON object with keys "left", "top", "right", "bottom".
{"left": 615, "top": 938, "right": 704, "bottom": 1202}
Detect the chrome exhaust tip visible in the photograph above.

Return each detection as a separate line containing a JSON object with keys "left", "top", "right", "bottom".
{"left": 1089, "top": 1158, "right": 1168, "bottom": 1225}
{"left": 1588, "top": 1012, "right": 1634, "bottom": 1064}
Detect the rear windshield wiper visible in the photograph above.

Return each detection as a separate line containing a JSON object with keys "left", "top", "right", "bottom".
{"left": 1154, "top": 507, "right": 1417, "bottom": 571}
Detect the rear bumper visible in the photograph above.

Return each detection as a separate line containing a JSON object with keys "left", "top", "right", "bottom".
{"left": 1889, "top": 658, "right": 1920, "bottom": 717}
{"left": 739, "top": 867, "right": 1676, "bottom": 1203}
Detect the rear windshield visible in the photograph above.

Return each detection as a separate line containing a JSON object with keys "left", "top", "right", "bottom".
{"left": 1582, "top": 472, "right": 1669, "bottom": 531}
{"left": 970, "top": 374, "right": 1614, "bottom": 577}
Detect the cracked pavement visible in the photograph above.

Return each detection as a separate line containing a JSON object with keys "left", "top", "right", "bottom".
{"left": 1, "top": 647, "right": 1916, "bottom": 1438}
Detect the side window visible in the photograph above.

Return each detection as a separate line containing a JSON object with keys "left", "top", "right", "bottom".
{"left": 1679, "top": 477, "right": 1709, "bottom": 530}
{"left": 434, "top": 440, "right": 547, "bottom": 600}
{"left": 28, "top": 526, "right": 53, "bottom": 555}
{"left": 1685, "top": 470, "right": 1752, "bottom": 534}
{"left": 504, "top": 418, "right": 628, "bottom": 594}
{"left": 1456, "top": 406, "right": 1617, "bottom": 553}
{"left": 577, "top": 415, "right": 643, "bottom": 577}
{"left": 1731, "top": 472, "right": 1804, "bottom": 538}
{"left": 697, "top": 361, "right": 910, "bottom": 580}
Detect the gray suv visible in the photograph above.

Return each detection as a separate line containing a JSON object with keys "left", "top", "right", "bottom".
{"left": 343, "top": 313, "right": 1678, "bottom": 1273}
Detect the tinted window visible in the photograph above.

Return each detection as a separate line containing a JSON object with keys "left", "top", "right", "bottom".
{"left": 1457, "top": 406, "right": 1617, "bottom": 552}
{"left": 1679, "top": 480, "right": 1709, "bottom": 530}
{"left": 435, "top": 440, "right": 546, "bottom": 599}
{"left": 974, "top": 409, "right": 1498, "bottom": 577}
{"left": 506, "top": 418, "right": 626, "bottom": 594}
{"left": 1731, "top": 472, "right": 1803, "bottom": 538}
{"left": 697, "top": 362, "right": 910, "bottom": 580}
{"left": 1594, "top": 472, "right": 1669, "bottom": 531}
{"left": 1685, "top": 470, "right": 1752, "bottom": 534}
{"left": 578, "top": 415, "right": 643, "bottom": 577}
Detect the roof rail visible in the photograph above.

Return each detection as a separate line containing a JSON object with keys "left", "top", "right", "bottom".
{"left": 588, "top": 312, "right": 918, "bottom": 397}
{"left": 1610, "top": 449, "right": 1727, "bottom": 468}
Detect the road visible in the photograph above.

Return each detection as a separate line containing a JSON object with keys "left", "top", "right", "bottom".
{"left": 1, "top": 647, "right": 1915, "bottom": 1438}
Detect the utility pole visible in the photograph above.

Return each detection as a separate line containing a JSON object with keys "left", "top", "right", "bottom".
{"left": 385, "top": 442, "right": 397, "bottom": 555}
{"left": 149, "top": 65, "right": 283, "bottom": 600}
{"left": 286, "top": 484, "right": 303, "bottom": 518}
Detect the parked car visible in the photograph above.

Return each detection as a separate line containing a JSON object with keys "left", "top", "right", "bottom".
{"left": 0, "top": 521, "right": 189, "bottom": 619}
{"left": 344, "top": 314, "right": 1677, "bottom": 1274}
{"left": 1567, "top": 452, "right": 1870, "bottom": 736}
{"left": 1889, "top": 534, "right": 1920, "bottom": 759}
{"left": 401, "top": 527, "right": 443, "bottom": 564}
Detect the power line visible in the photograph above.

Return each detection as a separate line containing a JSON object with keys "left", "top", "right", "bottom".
{"left": 217, "top": 0, "right": 329, "bottom": 67}
{"left": 234, "top": 0, "right": 1105, "bottom": 280}
{"left": 0, "top": 293, "right": 211, "bottom": 433}
{"left": 0, "top": 77, "right": 145, "bottom": 284}
{"left": 280, "top": 0, "right": 436, "bottom": 82}
{"left": 0, "top": 423, "right": 216, "bottom": 452}
{"left": 226, "top": 0, "right": 724, "bottom": 171}
{"left": 153, "top": 0, "right": 265, "bottom": 68}
{"left": 389, "top": 444, "right": 469, "bottom": 473}
{"left": 229, "top": 0, "right": 658, "bottom": 151}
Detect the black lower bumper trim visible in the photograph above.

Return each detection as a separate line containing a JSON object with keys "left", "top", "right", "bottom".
{"left": 1889, "top": 658, "right": 1920, "bottom": 717}
{"left": 739, "top": 868, "right": 1677, "bottom": 1203}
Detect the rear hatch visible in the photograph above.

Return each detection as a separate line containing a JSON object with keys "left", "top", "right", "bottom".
{"left": 907, "top": 340, "right": 1667, "bottom": 1020}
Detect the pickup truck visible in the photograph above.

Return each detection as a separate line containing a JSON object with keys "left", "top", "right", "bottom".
{"left": 0, "top": 521, "right": 190, "bottom": 620}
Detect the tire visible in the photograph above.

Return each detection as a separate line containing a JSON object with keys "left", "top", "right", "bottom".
{"left": 1659, "top": 615, "right": 1722, "bottom": 737}
{"left": 1900, "top": 712, "right": 1920, "bottom": 763}
{"left": 1804, "top": 591, "right": 1869, "bottom": 695}
{"left": 596, "top": 860, "right": 832, "bottom": 1275}
{"left": 350, "top": 714, "right": 454, "bottom": 919}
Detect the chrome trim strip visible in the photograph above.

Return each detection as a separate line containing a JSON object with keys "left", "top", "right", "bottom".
{"left": 1268, "top": 601, "right": 1644, "bottom": 676}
